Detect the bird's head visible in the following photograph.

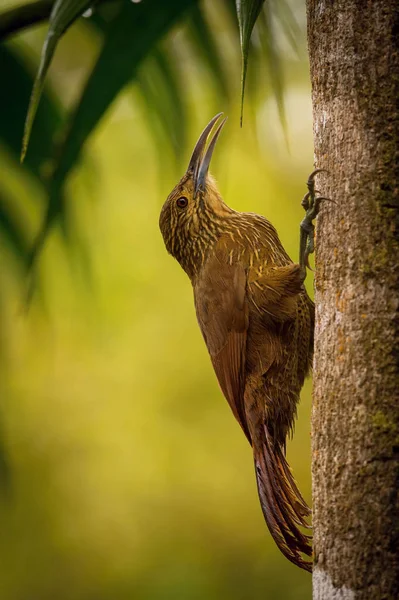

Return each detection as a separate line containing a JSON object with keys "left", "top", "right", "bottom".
{"left": 159, "top": 113, "right": 231, "bottom": 277}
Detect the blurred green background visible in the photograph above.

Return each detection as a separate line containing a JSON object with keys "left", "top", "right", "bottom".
{"left": 0, "top": 0, "right": 314, "bottom": 598}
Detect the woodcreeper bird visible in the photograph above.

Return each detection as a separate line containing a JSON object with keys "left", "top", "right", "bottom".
{"left": 159, "top": 113, "right": 325, "bottom": 572}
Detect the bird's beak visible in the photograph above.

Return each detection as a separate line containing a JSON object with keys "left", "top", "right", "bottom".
{"left": 186, "top": 113, "right": 227, "bottom": 196}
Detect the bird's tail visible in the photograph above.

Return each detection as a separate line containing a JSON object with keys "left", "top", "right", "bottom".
{"left": 254, "top": 424, "right": 312, "bottom": 572}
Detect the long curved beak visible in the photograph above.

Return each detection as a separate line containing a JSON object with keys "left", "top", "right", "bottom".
{"left": 187, "top": 113, "right": 227, "bottom": 196}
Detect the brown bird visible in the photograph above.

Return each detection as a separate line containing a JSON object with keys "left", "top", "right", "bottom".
{"left": 159, "top": 113, "right": 324, "bottom": 572}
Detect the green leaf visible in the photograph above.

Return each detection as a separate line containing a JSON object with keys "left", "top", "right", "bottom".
{"left": 235, "top": 0, "right": 265, "bottom": 125}
{"left": 0, "top": 0, "right": 53, "bottom": 41}
{"left": 0, "top": 45, "right": 62, "bottom": 181}
{"left": 0, "top": 188, "right": 30, "bottom": 268}
{"left": 134, "top": 1, "right": 230, "bottom": 171}
{"left": 21, "top": 0, "right": 96, "bottom": 161}
{"left": 258, "top": 4, "right": 287, "bottom": 143}
{"left": 29, "top": 0, "right": 198, "bottom": 268}
{"left": 152, "top": 48, "right": 187, "bottom": 157}
{"left": 187, "top": 4, "right": 229, "bottom": 101}
{"left": 137, "top": 46, "right": 187, "bottom": 169}
{"left": 271, "top": 0, "right": 301, "bottom": 56}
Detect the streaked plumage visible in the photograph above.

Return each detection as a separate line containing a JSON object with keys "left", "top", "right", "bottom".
{"left": 159, "top": 114, "right": 314, "bottom": 571}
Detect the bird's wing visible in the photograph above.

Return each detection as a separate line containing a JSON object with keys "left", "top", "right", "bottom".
{"left": 248, "top": 263, "right": 304, "bottom": 323}
{"left": 194, "top": 248, "right": 251, "bottom": 443}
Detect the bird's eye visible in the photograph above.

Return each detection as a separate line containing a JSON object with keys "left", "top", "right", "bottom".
{"left": 176, "top": 196, "right": 188, "bottom": 209}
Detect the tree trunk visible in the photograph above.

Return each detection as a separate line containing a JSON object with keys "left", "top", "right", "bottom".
{"left": 306, "top": 1, "right": 399, "bottom": 599}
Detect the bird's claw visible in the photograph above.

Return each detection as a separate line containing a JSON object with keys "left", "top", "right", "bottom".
{"left": 305, "top": 253, "right": 314, "bottom": 272}
{"left": 299, "top": 169, "right": 331, "bottom": 279}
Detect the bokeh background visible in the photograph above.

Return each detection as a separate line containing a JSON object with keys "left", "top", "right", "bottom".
{"left": 1, "top": 1, "right": 314, "bottom": 598}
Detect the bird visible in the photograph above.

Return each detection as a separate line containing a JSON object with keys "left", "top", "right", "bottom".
{"left": 159, "top": 113, "right": 325, "bottom": 572}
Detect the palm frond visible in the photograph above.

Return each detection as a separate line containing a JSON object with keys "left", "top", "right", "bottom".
{"left": 235, "top": 0, "right": 266, "bottom": 125}
{"left": 28, "top": 0, "right": 198, "bottom": 268}
{"left": 21, "top": 0, "right": 96, "bottom": 160}
{"left": 0, "top": 44, "right": 62, "bottom": 181}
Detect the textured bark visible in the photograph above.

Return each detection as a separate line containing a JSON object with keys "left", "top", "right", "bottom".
{"left": 306, "top": 1, "right": 399, "bottom": 599}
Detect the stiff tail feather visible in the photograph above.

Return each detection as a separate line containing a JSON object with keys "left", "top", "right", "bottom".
{"left": 254, "top": 424, "right": 312, "bottom": 572}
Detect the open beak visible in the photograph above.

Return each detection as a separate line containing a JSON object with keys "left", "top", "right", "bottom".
{"left": 187, "top": 113, "right": 227, "bottom": 196}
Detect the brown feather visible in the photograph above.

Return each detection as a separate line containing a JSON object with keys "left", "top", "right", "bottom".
{"left": 254, "top": 432, "right": 312, "bottom": 572}
{"left": 159, "top": 116, "right": 314, "bottom": 572}
{"left": 194, "top": 246, "right": 251, "bottom": 442}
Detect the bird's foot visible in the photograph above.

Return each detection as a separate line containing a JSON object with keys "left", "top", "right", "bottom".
{"left": 299, "top": 169, "right": 334, "bottom": 279}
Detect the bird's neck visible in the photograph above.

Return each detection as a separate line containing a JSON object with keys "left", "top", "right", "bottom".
{"left": 173, "top": 203, "right": 236, "bottom": 281}
{"left": 174, "top": 208, "right": 288, "bottom": 281}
